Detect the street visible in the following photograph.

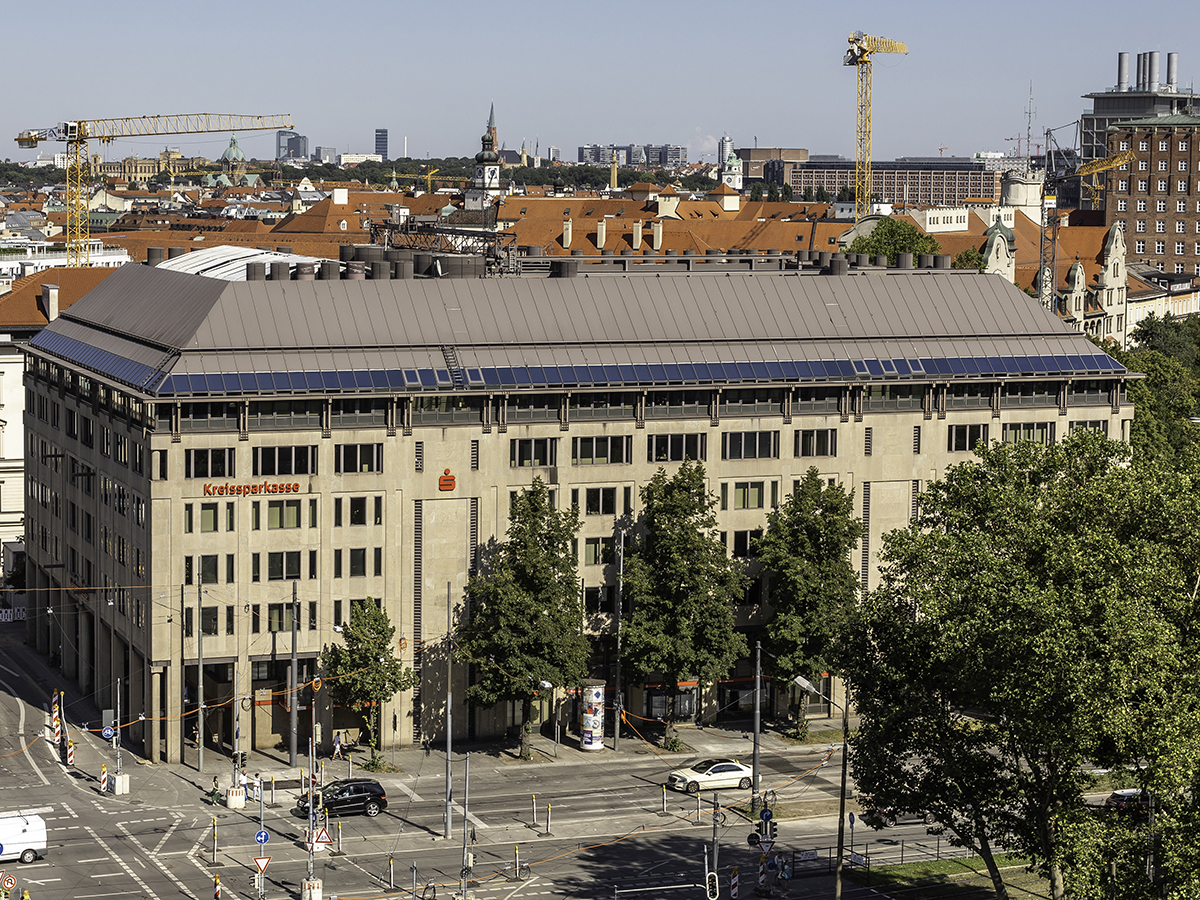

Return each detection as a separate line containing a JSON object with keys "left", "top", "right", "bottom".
{"left": 0, "top": 622, "right": 944, "bottom": 900}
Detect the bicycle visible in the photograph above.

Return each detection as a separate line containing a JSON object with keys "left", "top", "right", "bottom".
{"left": 762, "top": 789, "right": 779, "bottom": 809}
{"left": 421, "top": 881, "right": 437, "bottom": 900}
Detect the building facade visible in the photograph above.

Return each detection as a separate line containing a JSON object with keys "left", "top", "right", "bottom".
{"left": 22, "top": 264, "right": 1132, "bottom": 763}
{"left": 1104, "top": 115, "right": 1200, "bottom": 276}
{"left": 781, "top": 158, "right": 1002, "bottom": 206}
{"left": 276, "top": 131, "right": 309, "bottom": 162}
{"left": 375, "top": 129, "right": 388, "bottom": 160}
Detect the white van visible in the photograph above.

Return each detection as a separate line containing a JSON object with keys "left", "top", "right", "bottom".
{"left": 0, "top": 814, "right": 47, "bottom": 863}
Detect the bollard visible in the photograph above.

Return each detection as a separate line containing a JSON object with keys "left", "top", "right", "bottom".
{"left": 662, "top": 784, "right": 667, "bottom": 814}
{"left": 100, "top": 763, "right": 108, "bottom": 793}
{"left": 67, "top": 739, "right": 74, "bottom": 766}
{"left": 515, "top": 844, "right": 520, "bottom": 874}
{"left": 696, "top": 791, "right": 701, "bottom": 821}
{"left": 545, "top": 802, "right": 552, "bottom": 836}
{"left": 212, "top": 817, "right": 217, "bottom": 864}
{"left": 389, "top": 855, "right": 394, "bottom": 889}
{"left": 271, "top": 775, "right": 276, "bottom": 806}
{"left": 758, "top": 854, "right": 766, "bottom": 888}
{"left": 532, "top": 794, "right": 537, "bottom": 828}
{"left": 731, "top": 865, "right": 739, "bottom": 899}
{"left": 324, "top": 808, "right": 329, "bottom": 833}
{"left": 348, "top": 753, "right": 352, "bottom": 778}
{"left": 214, "top": 873, "right": 220, "bottom": 900}
{"left": 320, "top": 761, "right": 325, "bottom": 788}
{"left": 337, "top": 819, "right": 343, "bottom": 853}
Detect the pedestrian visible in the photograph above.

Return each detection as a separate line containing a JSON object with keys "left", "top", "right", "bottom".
{"left": 253, "top": 772, "right": 262, "bottom": 801}
{"left": 210, "top": 776, "right": 220, "bottom": 806}
{"left": 239, "top": 768, "right": 249, "bottom": 793}
{"left": 779, "top": 859, "right": 791, "bottom": 892}
{"left": 332, "top": 731, "right": 343, "bottom": 760}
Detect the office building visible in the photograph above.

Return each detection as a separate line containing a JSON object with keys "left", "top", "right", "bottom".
{"left": 23, "top": 261, "right": 1130, "bottom": 760}
{"left": 779, "top": 157, "right": 1002, "bottom": 207}
{"left": 578, "top": 144, "right": 687, "bottom": 169}
{"left": 313, "top": 147, "right": 337, "bottom": 165}
{"left": 275, "top": 131, "right": 309, "bottom": 162}
{"left": 375, "top": 129, "right": 388, "bottom": 160}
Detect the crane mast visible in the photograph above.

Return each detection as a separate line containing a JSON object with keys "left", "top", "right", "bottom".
{"left": 16, "top": 113, "right": 293, "bottom": 266}
{"left": 843, "top": 31, "right": 907, "bottom": 222}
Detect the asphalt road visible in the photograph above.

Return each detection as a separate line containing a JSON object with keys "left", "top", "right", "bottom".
{"left": 0, "top": 622, "right": 948, "bottom": 900}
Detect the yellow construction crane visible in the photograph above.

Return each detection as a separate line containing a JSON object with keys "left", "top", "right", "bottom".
{"left": 1075, "top": 148, "right": 1136, "bottom": 207}
{"left": 16, "top": 113, "right": 292, "bottom": 266}
{"left": 843, "top": 31, "right": 908, "bottom": 222}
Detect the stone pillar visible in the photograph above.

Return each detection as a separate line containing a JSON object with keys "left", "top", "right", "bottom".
{"left": 63, "top": 603, "right": 79, "bottom": 681}
{"left": 130, "top": 651, "right": 146, "bottom": 747}
{"left": 148, "top": 666, "right": 162, "bottom": 760}
{"left": 79, "top": 610, "right": 92, "bottom": 696}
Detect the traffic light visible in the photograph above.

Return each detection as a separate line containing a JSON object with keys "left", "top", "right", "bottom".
{"left": 248, "top": 874, "right": 260, "bottom": 892}
{"left": 755, "top": 819, "right": 766, "bottom": 836}
{"left": 768, "top": 820, "right": 778, "bottom": 839}
{"left": 706, "top": 871, "right": 719, "bottom": 900}
{"left": 235, "top": 751, "right": 248, "bottom": 768}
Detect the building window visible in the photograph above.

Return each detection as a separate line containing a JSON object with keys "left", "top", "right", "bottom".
{"left": 1119, "top": 140, "right": 1129, "bottom": 151}
{"left": 1157, "top": 241, "right": 1166, "bottom": 254}
{"left": 184, "top": 555, "right": 194, "bottom": 585}
{"left": 573, "top": 435, "right": 632, "bottom": 465}
{"left": 267, "top": 499, "right": 301, "bottom": 528}
{"left": 226, "top": 554, "right": 235, "bottom": 583}
{"left": 333, "top": 600, "right": 343, "bottom": 627}
{"left": 349, "top": 496, "right": 367, "bottom": 525}
{"left": 268, "top": 550, "right": 301, "bottom": 581}
{"left": 1156, "top": 220, "right": 1166, "bottom": 233}
{"left": 1137, "top": 199, "right": 1147, "bottom": 212}
{"left": 647, "top": 433, "right": 707, "bottom": 462}
{"left": 200, "top": 606, "right": 218, "bottom": 636}
{"left": 1117, "top": 220, "right": 1126, "bottom": 232}
{"left": 1181, "top": 141, "right": 1189, "bottom": 152}
{"left": 733, "top": 481, "right": 765, "bottom": 509}
{"left": 334, "top": 443, "right": 382, "bottom": 473}
{"left": 226, "top": 606, "right": 235, "bottom": 635}
{"left": 1001, "top": 422, "right": 1055, "bottom": 445}
{"left": 200, "top": 503, "right": 218, "bottom": 533}
{"left": 913, "top": 425, "right": 922, "bottom": 454}
{"left": 334, "top": 549, "right": 343, "bottom": 578}
{"left": 334, "top": 497, "right": 343, "bottom": 527}
{"left": 184, "top": 448, "right": 235, "bottom": 479}
{"left": 1139, "top": 160, "right": 1149, "bottom": 171}
{"left": 1158, "top": 179, "right": 1168, "bottom": 192}
{"left": 1178, "top": 242, "right": 1187, "bottom": 255}
{"left": 374, "top": 496, "right": 383, "bottom": 525}
{"left": 1179, "top": 199, "right": 1188, "bottom": 213}
{"left": 948, "top": 423, "right": 988, "bottom": 452}
{"left": 721, "top": 431, "right": 779, "bottom": 460}
{"left": 864, "top": 426, "right": 873, "bottom": 456}
{"left": 795, "top": 428, "right": 837, "bottom": 457}
{"left": 1139, "top": 140, "right": 1149, "bottom": 151}
{"left": 731, "top": 529, "right": 763, "bottom": 559}
{"left": 268, "top": 603, "right": 294, "bottom": 633}
{"left": 1158, "top": 159, "right": 1169, "bottom": 171}
{"left": 184, "top": 503, "right": 194, "bottom": 533}
{"left": 374, "top": 547, "right": 383, "bottom": 577}
{"left": 584, "top": 537, "right": 614, "bottom": 566}
{"left": 349, "top": 548, "right": 367, "bottom": 577}
{"left": 1157, "top": 199, "right": 1167, "bottom": 212}
{"left": 1117, "top": 199, "right": 1127, "bottom": 211}
{"left": 252, "top": 552, "right": 260, "bottom": 582}
{"left": 251, "top": 501, "right": 261, "bottom": 530}
{"left": 309, "top": 601, "right": 317, "bottom": 631}
{"left": 585, "top": 487, "right": 617, "bottom": 516}
{"left": 253, "top": 445, "right": 317, "bottom": 476}
{"left": 1178, "top": 220, "right": 1188, "bottom": 233}
{"left": 1179, "top": 180, "right": 1188, "bottom": 193}
{"left": 1136, "top": 221, "right": 1146, "bottom": 233}
{"left": 1136, "top": 240, "right": 1146, "bottom": 254}
{"left": 1070, "top": 420, "right": 1109, "bottom": 436}
{"left": 509, "top": 438, "right": 557, "bottom": 467}
{"left": 1176, "top": 263, "right": 1186, "bottom": 274}
{"left": 309, "top": 549, "right": 318, "bottom": 579}
{"left": 1160, "top": 139, "right": 1169, "bottom": 152}
{"left": 1138, "top": 180, "right": 1148, "bottom": 192}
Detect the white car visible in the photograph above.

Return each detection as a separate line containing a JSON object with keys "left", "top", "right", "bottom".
{"left": 665, "top": 758, "right": 754, "bottom": 793}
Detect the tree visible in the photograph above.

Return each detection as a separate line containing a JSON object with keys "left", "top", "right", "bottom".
{"left": 847, "top": 217, "right": 941, "bottom": 266}
{"left": 321, "top": 600, "right": 418, "bottom": 764}
{"left": 842, "top": 433, "right": 1200, "bottom": 900}
{"left": 749, "top": 183, "right": 764, "bottom": 202}
{"left": 754, "top": 469, "right": 861, "bottom": 696}
{"left": 952, "top": 246, "right": 985, "bottom": 270}
{"left": 1128, "top": 312, "right": 1197, "bottom": 370}
{"left": 457, "top": 478, "right": 589, "bottom": 758}
{"left": 814, "top": 186, "right": 830, "bottom": 204}
{"left": 780, "top": 184, "right": 793, "bottom": 202}
{"left": 802, "top": 186, "right": 814, "bottom": 202}
{"left": 836, "top": 185, "right": 855, "bottom": 203}
{"left": 622, "top": 461, "right": 749, "bottom": 738}
{"left": 766, "top": 183, "right": 780, "bottom": 203}
{"left": 1106, "top": 347, "right": 1200, "bottom": 463}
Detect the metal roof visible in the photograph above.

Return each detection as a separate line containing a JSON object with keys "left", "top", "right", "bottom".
{"left": 28, "top": 264, "right": 1126, "bottom": 398}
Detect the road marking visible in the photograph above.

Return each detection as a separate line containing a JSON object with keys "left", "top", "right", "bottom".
{"left": 0, "top": 665, "right": 24, "bottom": 679}
{"left": 119, "top": 821, "right": 198, "bottom": 900}
{"left": 0, "top": 677, "right": 48, "bottom": 785}
{"left": 77, "top": 893, "right": 132, "bottom": 898}
{"left": 390, "top": 782, "right": 425, "bottom": 802}
{"left": 23, "top": 878, "right": 62, "bottom": 886}
{"left": 451, "top": 800, "right": 488, "bottom": 828}
{"left": 77, "top": 858, "right": 109, "bottom": 863}
{"left": 151, "top": 814, "right": 182, "bottom": 856}
{"left": 84, "top": 825, "right": 162, "bottom": 900}
{"left": 89, "top": 874, "right": 125, "bottom": 879}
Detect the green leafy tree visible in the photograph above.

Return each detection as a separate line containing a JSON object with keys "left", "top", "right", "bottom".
{"left": 802, "top": 186, "right": 814, "bottom": 202}
{"left": 814, "top": 186, "right": 830, "bottom": 203}
{"left": 766, "top": 183, "right": 780, "bottom": 203}
{"left": 1106, "top": 347, "right": 1200, "bottom": 462}
{"left": 847, "top": 217, "right": 941, "bottom": 266}
{"left": 754, "top": 469, "right": 861, "bottom": 698}
{"left": 842, "top": 433, "right": 1200, "bottom": 900}
{"left": 780, "top": 184, "right": 793, "bottom": 202}
{"left": 321, "top": 600, "right": 418, "bottom": 762}
{"left": 457, "top": 478, "right": 589, "bottom": 758}
{"left": 952, "top": 246, "right": 985, "bottom": 270}
{"left": 622, "top": 461, "right": 749, "bottom": 737}
{"left": 749, "top": 183, "right": 764, "bottom": 202}
{"left": 1128, "top": 312, "right": 1197, "bottom": 369}
{"left": 836, "top": 185, "right": 855, "bottom": 203}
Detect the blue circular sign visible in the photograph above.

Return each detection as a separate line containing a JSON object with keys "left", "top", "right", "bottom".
{"left": 0, "top": 842, "right": 4, "bottom": 854}
{"left": 255, "top": 830, "right": 270, "bottom": 845}
{"left": 759, "top": 808, "right": 773, "bottom": 822}
{"left": 848, "top": 811, "right": 856, "bottom": 827}
{"left": 102, "top": 726, "right": 115, "bottom": 740}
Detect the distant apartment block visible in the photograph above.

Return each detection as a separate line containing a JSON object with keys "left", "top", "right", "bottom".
{"left": 775, "top": 157, "right": 1001, "bottom": 207}
{"left": 578, "top": 143, "right": 687, "bottom": 168}
{"left": 375, "top": 129, "right": 388, "bottom": 159}
{"left": 338, "top": 153, "right": 383, "bottom": 166}
{"left": 313, "top": 147, "right": 337, "bottom": 165}
{"left": 547, "top": 146, "right": 561, "bottom": 163}
{"left": 276, "top": 130, "right": 309, "bottom": 161}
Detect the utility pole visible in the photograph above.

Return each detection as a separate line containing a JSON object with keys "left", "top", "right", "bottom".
{"left": 834, "top": 690, "right": 849, "bottom": 900}
{"left": 712, "top": 792, "right": 720, "bottom": 877}
{"left": 460, "top": 753, "right": 470, "bottom": 898}
{"left": 198, "top": 580, "right": 204, "bottom": 774}
{"left": 306, "top": 736, "right": 315, "bottom": 878}
{"left": 751, "top": 641, "right": 761, "bottom": 811}
{"left": 232, "top": 666, "right": 239, "bottom": 783}
{"left": 614, "top": 531, "right": 623, "bottom": 752}
{"left": 444, "top": 582, "right": 452, "bottom": 840}
{"left": 289, "top": 581, "right": 298, "bottom": 767}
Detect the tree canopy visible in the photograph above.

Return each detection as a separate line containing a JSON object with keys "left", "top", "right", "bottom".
{"left": 952, "top": 246, "right": 985, "bottom": 270}
{"left": 847, "top": 217, "right": 941, "bottom": 265}
{"left": 457, "top": 478, "right": 590, "bottom": 756}
{"left": 754, "top": 468, "right": 861, "bottom": 687}
{"left": 321, "top": 599, "right": 418, "bottom": 757}
{"left": 842, "top": 432, "right": 1200, "bottom": 899}
{"left": 622, "top": 461, "right": 749, "bottom": 724}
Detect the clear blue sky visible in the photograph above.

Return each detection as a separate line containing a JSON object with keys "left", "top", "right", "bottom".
{"left": 4, "top": 0, "right": 1196, "bottom": 168}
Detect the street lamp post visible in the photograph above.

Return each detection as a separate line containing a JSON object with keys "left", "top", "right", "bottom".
{"left": 795, "top": 675, "right": 849, "bottom": 900}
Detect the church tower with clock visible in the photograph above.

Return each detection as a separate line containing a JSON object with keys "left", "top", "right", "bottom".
{"left": 465, "top": 107, "right": 502, "bottom": 211}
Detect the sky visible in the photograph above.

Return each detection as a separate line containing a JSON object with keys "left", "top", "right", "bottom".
{"left": 4, "top": 0, "right": 1198, "bottom": 169}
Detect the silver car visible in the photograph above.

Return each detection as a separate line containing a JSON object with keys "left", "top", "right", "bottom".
{"left": 665, "top": 758, "right": 753, "bottom": 793}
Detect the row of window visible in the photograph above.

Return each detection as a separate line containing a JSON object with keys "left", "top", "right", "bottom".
{"left": 1114, "top": 198, "right": 1199, "bottom": 213}
{"left": 183, "top": 495, "right": 384, "bottom": 533}
{"left": 183, "top": 547, "right": 384, "bottom": 584}
{"left": 1118, "top": 138, "right": 1191, "bottom": 153}
{"left": 1115, "top": 178, "right": 1199, "bottom": 194}
{"left": 182, "top": 597, "right": 380, "bottom": 636}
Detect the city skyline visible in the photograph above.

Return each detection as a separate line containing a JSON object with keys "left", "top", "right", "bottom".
{"left": 3, "top": 0, "right": 1198, "bottom": 170}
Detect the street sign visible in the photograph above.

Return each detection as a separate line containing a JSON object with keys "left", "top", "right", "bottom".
{"left": 759, "top": 808, "right": 773, "bottom": 822}
{"left": 102, "top": 726, "right": 114, "bottom": 740}
{"left": 797, "top": 850, "right": 818, "bottom": 862}
{"left": 312, "top": 677, "right": 322, "bottom": 693}
{"left": 253, "top": 857, "right": 271, "bottom": 874}
{"left": 254, "top": 831, "right": 270, "bottom": 845}
{"left": 757, "top": 839, "right": 774, "bottom": 855}
{"left": 313, "top": 827, "right": 331, "bottom": 844}
{"left": 850, "top": 852, "right": 866, "bottom": 867}
{"left": 2, "top": 875, "right": 15, "bottom": 891}
{"left": 848, "top": 811, "right": 856, "bottom": 829}
{"left": 746, "top": 832, "right": 760, "bottom": 846}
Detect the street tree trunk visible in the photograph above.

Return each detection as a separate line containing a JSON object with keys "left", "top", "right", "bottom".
{"left": 520, "top": 697, "right": 533, "bottom": 760}
{"left": 975, "top": 832, "right": 1010, "bottom": 900}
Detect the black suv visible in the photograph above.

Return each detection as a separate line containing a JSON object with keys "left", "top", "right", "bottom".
{"left": 295, "top": 778, "right": 388, "bottom": 818}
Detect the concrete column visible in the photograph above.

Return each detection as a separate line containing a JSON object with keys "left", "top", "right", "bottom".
{"left": 79, "top": 610, "right": 92, "bottom": 697}
{"left": 148, "top": 666, "right": 162, "bottom": 760}
{"left": 130, "top": 651, "right": 146, "bottom": 747}
{"left": 165, "top": 665, "right": 182, "bottom": 764}
{"left": 63, "top": 603, "right": 79, "bottom": 681}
